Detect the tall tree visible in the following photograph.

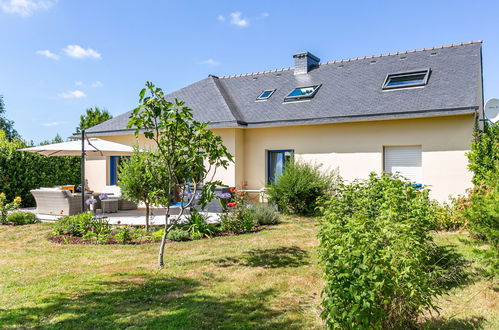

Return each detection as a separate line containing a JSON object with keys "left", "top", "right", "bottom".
{"left": 128, "top": 82, "right": 233, "bottom": 268}
{"left": 39, "top": 134, "right": 64, "bottom": 146}
{"left": 76, "top": 107, "right": 113, "bottom": 132}
{"left": 0, "top": 96, "right": 19, "bottom": 140}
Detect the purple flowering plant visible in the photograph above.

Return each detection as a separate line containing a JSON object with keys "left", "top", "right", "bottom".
{"left": 85, "top": 197, "right": 97, "bottom": 205}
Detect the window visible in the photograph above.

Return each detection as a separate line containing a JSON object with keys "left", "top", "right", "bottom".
{"left": 256, "top": 89, "right": 275, "bottom": 100}
{"left": 383, "top": 146, "right": 422, "bottom": 184}
{"left": 109, "top": 156, "right": 129, "bottom": 185}
{"left": 284, "top": 85, "right": 321, "bottom": 102}
{"left": 267, "top": 150, "right": 294, "bottom": 184}
{"left": 383, "top": 69, "right": 430, "bottom": 90}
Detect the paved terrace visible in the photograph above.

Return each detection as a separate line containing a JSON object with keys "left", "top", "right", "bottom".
{"left": 20, "top": 207, "right": 221, "bottom": 226}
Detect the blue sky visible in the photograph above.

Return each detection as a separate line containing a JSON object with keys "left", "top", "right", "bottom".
{"left": 1, "top": 0, "right": 498, "bottom": 143}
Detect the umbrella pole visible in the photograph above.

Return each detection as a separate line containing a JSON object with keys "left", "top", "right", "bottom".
{"left": 81, "top": 129, "right": 85, "bottom": 213}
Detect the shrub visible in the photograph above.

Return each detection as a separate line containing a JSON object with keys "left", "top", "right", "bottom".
{"left": 431, "top": 196, "right": 468, "bottom": 231}
{"left": 220, "top": 213, "right": 255, "bottom": 234}
{"left": 151, "top": 228, "right": 165, "bottom": 242}
{"left": 6, "top": 211, "right": 37, "bottom": 225}
{"left": 318, "top": 173, "right": 442, "bottom": 329}
{"left": 462, "top": 171, "right": 499, "bottom": 248}
{"left": 53, "top": 212, "right": 111, "bottom": 238}
{"left": 266, "top": 161, "right": 339, "bottom": 216}
{"left": 186, "top": 210, "right": 218, "bottom": 238}
{"left": 0, "top": 133, "right": 80, "bottom": 207}
{"left": 0, "top": 193, "right": 21, "bottom": 224}
{"left": 166, "top": 228, "right": 191, "bottom": 241}
{"left": 467, "top": 123, "right": 499, "bottom": 185}
{"left": 114, "top": 226, "right": 133, "bottom": 244}
{"left": 217, "top": 188, "right": 257, "bottom": 234}
{"left": 242, "top": 204, "right": 280, "bottom": 226}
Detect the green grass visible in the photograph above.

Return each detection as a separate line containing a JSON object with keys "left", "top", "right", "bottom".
{"left": 0, "top": 219, "right": 497, "bottom": 329}
{"left": 0, "top": 217, "right": 324, "bottom": 329}
{"left": 421, "top": 231, "right": 498, "bottom": 329}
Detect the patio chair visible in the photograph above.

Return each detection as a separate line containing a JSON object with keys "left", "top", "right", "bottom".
{"left": 102, "top": 185, "right": 138, "bottom": 210}
{"left": 30, "top": 188, "right": 89, "bottom": 216}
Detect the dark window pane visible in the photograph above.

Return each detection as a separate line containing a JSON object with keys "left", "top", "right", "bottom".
{"left": 387, "top": 73, "right": 426, "bottom": 86}
{"left": 257, "top": 90, "right": 274, "bottom": 100}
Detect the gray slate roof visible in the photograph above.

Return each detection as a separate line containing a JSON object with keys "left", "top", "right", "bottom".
{"left": 85, "top": 41, "right": 482, "bottom": 135}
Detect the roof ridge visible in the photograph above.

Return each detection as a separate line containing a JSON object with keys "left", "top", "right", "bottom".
{"left": 217, "top": 40, "right": 482, "bottom": 79}
{"left": 209, "top": 75, "right": 247, "bottom": 125}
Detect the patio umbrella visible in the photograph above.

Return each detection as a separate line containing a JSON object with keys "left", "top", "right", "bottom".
{"left": 18, "top": 130, "right": 134, "bottom": 212}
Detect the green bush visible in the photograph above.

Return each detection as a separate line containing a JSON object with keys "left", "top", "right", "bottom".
{"left": 220, "top": 213, "right": 255, "bottom": 234}
{"left": 0, "top": 193, "right": 21, "bottom": 224}
{"left": 53, "top": 212, "right": 111, "bottom": 238}
{"left": 318, "top": 173, "right": 442, "bottom": 329}
{"left": 266, "top": 161, "right": 339, "bottom": 216}
{"left": 242, "top": 203, "right": 280, "bottom": 226}
{"left": 0, "top": 133, "right": 80, "bottom": 207}
{"left": 431, "top": 196, "right": 468, "bottom": 231}
{"left": 462, "top": 172, "right": 499, "bottom": 248}
{"left": 114, "top": 226, "right": 133, "bottom": 244}
{"left": 467, "top": 123, "right": 499, "bottom": 185}
{"left": 166, "top": 228, "right": 191, "bottom": 241}
{"left": 151, "top": 228, "right": 165, "bottom": 242}
{"left": 186, "top": 210, "right": 218, "bottom": 238}
{"left": 6, "top": 211, "right": 37, "bottom": 225}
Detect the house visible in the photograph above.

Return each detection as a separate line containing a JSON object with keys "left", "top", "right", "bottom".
{"left": 83, "top": 41, "right": 484, "bottom": 202}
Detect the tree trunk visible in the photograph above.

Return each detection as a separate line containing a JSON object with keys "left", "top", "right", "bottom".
{"left": 158, "top": 221, "right": 168, "bottom": 268}
{"left": 145, "top": 202, "right": 150, "bottom": 232}
{"left": 158, "top": 206, "right": 172, "bottom": 268}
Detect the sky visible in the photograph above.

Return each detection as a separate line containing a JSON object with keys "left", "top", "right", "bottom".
{"left": 0, "top": 0, "right": 498, "bottom": 143}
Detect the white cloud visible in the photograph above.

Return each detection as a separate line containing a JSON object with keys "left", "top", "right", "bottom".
{"left": 58, "top": 90, "right": 86, "bottom": 99}
{"left": 217, "top": 14, "right": 225, "bottom": 21}
{"left": 260, "top": 12, "right": 269, "bottom": 18}
{"left": 200, "top": 59, "right": 221, "bottom": 67}
{"left": 41, "top": 120, "right": 66, "bottom": 127}
{"left": 36, "top": 49, "right": 60, "bottom": 60}
{"left": 229, "top": 11, "right": 249, "bottom": 27}
{"left": 74, "top": 81, "right": 84, "bottom": 86}
{"left": 0, "top": 0, "right": 57, "bottom": 17}
{"left": 63, "top": 45, "right": 101, "bottom": 59}
{"left": 90, "top": 81, "right": 103, "bottom": 88}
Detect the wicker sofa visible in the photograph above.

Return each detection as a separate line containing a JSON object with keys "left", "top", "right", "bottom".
{"left": 30, "top": 189, "right": 88, "bottom": 216}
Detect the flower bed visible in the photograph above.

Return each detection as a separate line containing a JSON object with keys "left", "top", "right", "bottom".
{"left": 48, "top": 188, "right": 280, "bottom": 245}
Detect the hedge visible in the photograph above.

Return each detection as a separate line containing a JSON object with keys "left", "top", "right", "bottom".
{"left": 0, "top": 133, "right": 80, "bottom": 207}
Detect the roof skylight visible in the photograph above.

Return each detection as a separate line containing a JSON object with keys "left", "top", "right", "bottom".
{"left": 383, "top": 69, "right": 430, "bottom": 90}
{"left": 284, "top": 85, "right": 321, "bottom": 102}
{"left": 256, "top": 89, "right": 275, "bottom": 101}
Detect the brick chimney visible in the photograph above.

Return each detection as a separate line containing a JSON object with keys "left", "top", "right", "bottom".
{"left": 293, "top": 52, "right": 320, "bottom": 75}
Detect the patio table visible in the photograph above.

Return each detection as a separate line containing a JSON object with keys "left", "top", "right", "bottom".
{"left": 102, "top": 199, "right": 119, "bottom": 213}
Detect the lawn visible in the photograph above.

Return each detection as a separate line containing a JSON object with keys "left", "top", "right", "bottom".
{"left": 0, "top": 217, "right": 497, "bottom": 329}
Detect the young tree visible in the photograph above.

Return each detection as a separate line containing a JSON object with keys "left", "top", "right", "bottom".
{"left": 76, "top": 107, "right": 113, "bottom": 132}
{"left": 118, "top": 148, "right": 160, "bottom": 231}
{"left": 0, "top": 96, "right": 19, "bottom": 140}
{"left": 127, "top": 82, "right": 233, "bottom": 268}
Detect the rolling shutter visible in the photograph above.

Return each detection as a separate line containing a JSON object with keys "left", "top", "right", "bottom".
{"left": 383, "top": 146, "right": 422, "bottom": 183}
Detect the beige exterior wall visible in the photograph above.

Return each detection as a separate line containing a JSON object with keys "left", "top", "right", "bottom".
{"left": 241, "top": 114, "right": 474, "bottom": 202}
{"left": 87, "top": 114, "right": 474, "bottom": 203}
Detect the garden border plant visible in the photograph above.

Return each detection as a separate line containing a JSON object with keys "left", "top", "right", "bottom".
{"left": 266, "top": 160, "right": 339, "bottom": 216}
{"left": 318, "top": 173, "right": 445, "bottom": 329}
